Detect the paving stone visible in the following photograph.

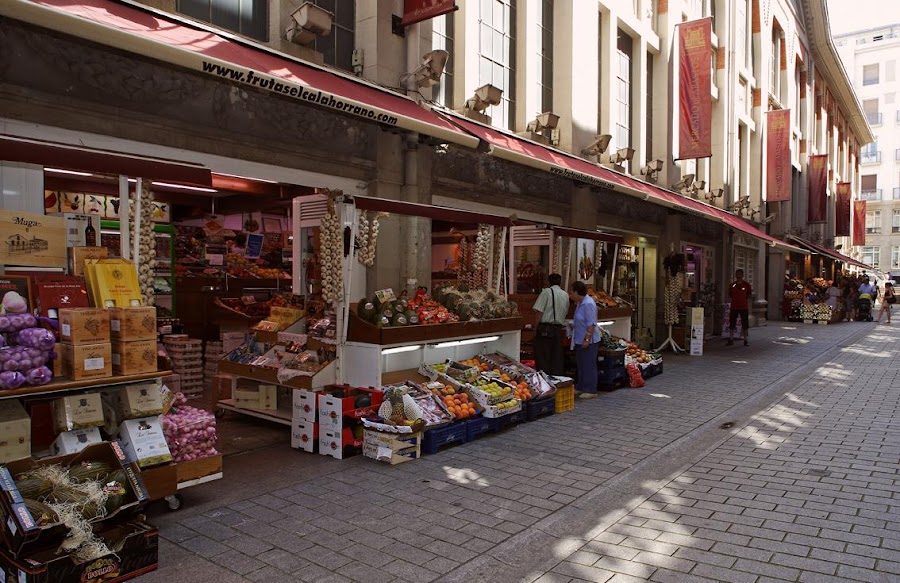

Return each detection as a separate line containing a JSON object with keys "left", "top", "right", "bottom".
{"left": 180, "top": 535, "right": 230, "bottom": 558}
{"left": 336, "top": 561, "right": 395, "bottom": 583}
{"left": 690, "top": 562, "right": 758, "bottom": 583}
{"left": 382, "top": 559, "right": 440, "bottom": 582}
{"left": 672, "top": 547, "right": 737, "bottom": 569}
{"left": 209, "top": 550, "right": 267, "bottom": 575}
{"left": 733, "top": 557, "right": 800, "bottom": 580}
{"left": 257, "top": 548, "right": 311, "bottom": 572}
{"left": 246, "top": 566, "right": 297, "bottom": 582}
{"left": 551, "top": 561, "right": 615, "bottom": 582}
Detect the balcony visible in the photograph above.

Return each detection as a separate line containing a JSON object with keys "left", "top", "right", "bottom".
{"left": 861, "top": 152, "right": 882, "bottom": 165}
{"left": 867, "top": 112, "right": 883, "bottom": 125}
{"left": 860, "top": 189, "right": 882, "bottom": 201}
{"left": 866, "top": 228, "right": 882, "bottom": 234}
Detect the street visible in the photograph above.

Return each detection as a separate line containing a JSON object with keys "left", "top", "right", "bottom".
{"left": 143, "top": 320, "right": 898, "bottom": 583}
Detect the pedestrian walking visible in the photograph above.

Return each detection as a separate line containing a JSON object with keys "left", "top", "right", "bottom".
{"left": 876, "top": 281, "right": 895, "bottom": 324}
{"left": 858, "top": 276, "right": 877, "bottom": 321}
{"left": 843, "top": 278, "right": 858, "bottom": 322}
{"left": 531, "top": 273, "right": 568, "bottom": 375}
{"left": 568, "top": 281, "right": 601, "bottom": 399}
{"left": 727, "top": 269, "right": 752, "bottom": 346}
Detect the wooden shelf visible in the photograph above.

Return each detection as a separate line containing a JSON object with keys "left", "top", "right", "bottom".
{"left": 381, "top": 368, "right": 430, "bottom": 386}
{"left": 217, "top": 361, "right": 314, "bottom": 389}
{"left": 217, "top": 399, "right": 292, "bottom": 426}
{"left": 348, "top": 309, "right": 523, "bottom": 346}
{"left": 1, "top": 370, "right": 173, "bottom": 399}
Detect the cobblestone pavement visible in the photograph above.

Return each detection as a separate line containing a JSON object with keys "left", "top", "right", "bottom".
{"left": 142, "top": 321, "right": 893, "bottom": 583}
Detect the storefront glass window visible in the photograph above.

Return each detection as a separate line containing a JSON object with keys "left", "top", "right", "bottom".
{"left": 178, "top": 0, "right": 268, "bottom": 41}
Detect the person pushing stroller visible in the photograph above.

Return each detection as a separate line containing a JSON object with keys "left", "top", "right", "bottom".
{"left": 857, "top": 276, "right": 877, "bottom": 322}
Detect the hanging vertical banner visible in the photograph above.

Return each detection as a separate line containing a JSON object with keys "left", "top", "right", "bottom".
{"left": 765, "top": 109, "right": 792, "bottom": 202}
{"left": 677, "top": 18, "right": 713, "bottom": 160}
{"left": 401, "top": 0, "right": 457, "bottom": 26}
{"left": 807, "top": 155, "right": 828, "bottom": 224}
{"left": 853, "top": 200, "right": 867, "bottom": 247}
{"left": 835, "top": 182, "right": 851, "bottom": 237}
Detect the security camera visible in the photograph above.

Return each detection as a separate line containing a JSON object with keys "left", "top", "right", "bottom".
{"left": 403, "top": 50, "right": 449, "bottom": 89}
{"left": 527, "top": 112, "right": 560, "bottom": 133}
{"left": 609, "top": 147, "right": 635, "bottom": 165}
{"left": 581, "top": 134, "right": 612, "bottom": 158}
{"left": 465, "top": 84, "right": 503, "bottom": 112}
{"left": 285, "top": 2, "right": 333, "bottom": 46}
{"left": 671, "top": 174, "right": 695, "bottom": 191}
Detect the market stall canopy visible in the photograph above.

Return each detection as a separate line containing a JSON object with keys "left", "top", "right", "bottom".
{"left": 442, "top": 112, "right": 804, "bottom": 255}
{"left": 787, "top": 235, "right": 871, "bottom": 270}
{"left": 352, "top": 195, "right": 519, "bottom": 227}
{"left": 1, "top": 0, "right": 479, "bottom": 150}
{"left": 0, "top": 135, "right": 212, "bottom": 185}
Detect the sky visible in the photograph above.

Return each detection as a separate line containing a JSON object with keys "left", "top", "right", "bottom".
{"left": 827, "top": 0, "right": 900, "bottom": 35}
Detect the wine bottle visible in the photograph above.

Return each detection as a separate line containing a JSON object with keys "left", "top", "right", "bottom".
{"left": 84, "top": 218, "right": 97, "bottom": 246}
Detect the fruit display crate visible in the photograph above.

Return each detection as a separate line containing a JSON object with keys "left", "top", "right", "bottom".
{"left": 555, "top": 385, "right": 575, "bottom": 413}
{"left": 348, "top": 309, "right": 523, "bottom": 345}
{"left": 640, "top": 360, "right": 664, "bottom": 379}
{"left": 464, "top": 416, "right": 493, "bottom": 441}
{"left": 525, "top": 394, "right": 556, "bottom": 420}
{"left": 486, "top": 407, "right": 526, "bottom": 432}
{"left": 467, "top": 380, "right": 516, "bottom": 408}
{"left": 480, "top": 398, "right": 522, "bottom": 418}
{"left": 422, "top": 421, "right": 469, "bottom": 455}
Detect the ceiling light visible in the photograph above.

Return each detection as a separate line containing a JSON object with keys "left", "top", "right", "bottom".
{"left": 45, "top": 168, "right": 93, "bottom": 177}
{"left": 431, "top": 335, "right": 500, "bottom": 349}
{"left": 151, "top": 181, "right": 217, "bottom": 193}
{"left": 382, "top": 345, "right": 422, "bottom": 355}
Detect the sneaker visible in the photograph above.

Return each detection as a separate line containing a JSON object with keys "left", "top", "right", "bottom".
{"left": 744, "top": 339, "right": 749, "bottom": 346}
{"left": 726, "top": 339, "right": 734, "bottom": 346}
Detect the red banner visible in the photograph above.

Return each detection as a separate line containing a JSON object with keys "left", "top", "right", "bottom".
{"left": 766, "top": 109, "right": 792, "bottom": 202}
{"left": 807, "top": 155, "right": 828, "bottom": 224}
{"left": 402, "top": 0, "right": 457, "bottom": 26}
{"left": 677, "top": 18, "right": 713, "bottom": 160}
{"left": 853, "top": 200, "right": 867, "bottom": 247}
{"left": 835, "top": 182, "right": 851, "bottom": 237}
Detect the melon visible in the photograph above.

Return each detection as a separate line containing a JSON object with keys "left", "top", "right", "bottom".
{"left": 358, "top": 298, "right": 377, "bottom": 322}
{"left": 506, "top": 301, "right": 519, "bottom": 316}
{"left": 405, "top": 310, "right": 420, "bottom": 325}
{"left": 392, "top": 313, "right": 408, "bottom": 327}
{"left": 444, "top": 294, "right": 461, "bottom": 310}
{"left": 457, "top": 303, "right": 474, "bottom": 321}
{"left": 376, "top": 315, "right": 391, "bottom": 328}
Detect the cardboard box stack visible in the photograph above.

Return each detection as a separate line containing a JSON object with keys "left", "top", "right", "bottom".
{"left": 291, "top": 389, "right": 319, "bottom": 453}
{"left": 317, "top": 386, "right": 383, "bottom": 460}
{"left": 58, "top": 308, "right": 112, "bottom": 381}
{"left": 0, "top": 401, "right": 31, "bottom": 463}
{"left": 204, "top": 340, "right": 223, "bottom": 388}
{"left": 110, "top": 306, "right": 158, "bottom": 376}
{"left": 162, "top": 336, "right": 203, "bottom": 398}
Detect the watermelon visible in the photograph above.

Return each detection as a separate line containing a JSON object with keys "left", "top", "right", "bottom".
{"left": 405, "top": 310, "right": 420, "bottom": 325}
{"left": 457, "top": 303, "right": 474, "bottom": 321}
{"left": 376, "top": 315, "right": 391, "bottom": 328}
{"left": 392, "top": 313, "right": 408, "bottom": 326}
{"left": 444, "top": 294, "right": 461, "bottom": 310}
{"left": 358, "top": 297, "right": 377, "bottom": 322}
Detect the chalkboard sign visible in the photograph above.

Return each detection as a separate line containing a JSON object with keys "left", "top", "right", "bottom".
{"left": 245, "top": 233, "right": 265, "bottom": 259}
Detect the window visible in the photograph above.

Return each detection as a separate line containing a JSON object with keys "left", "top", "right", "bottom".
{"left": 771, "top": 26, "right": 782, "bottom": 100}
{"left": 794, "top": 65, "right": 802, "bottom": 124}
{"left": 862, "top": 246, "right": 881, "bottom": 268}
{"left": 597, "top": 12, "right": 603, "bottom": 135}
{"left": 863, "top": 64, "right": 879, "bottom": 86}
{"left": 892, "top": 246, "right": 900, "bottom": 269}
{"left": 863, "top": 99, "right": 881, "bottom": 125}
{"left": 178, "top": 0, "right": 268, "bottom": 41}
{"left": 735, "top": 0, "right": 748, "bottom": 70}
{"left": 311, "top": 0, "right": 355, "bottom": 72}
{"left": 893, "top": 210, "right": 900, "bottom": 233}
{"left": 479, "top": 0, "right": 517, "bottom": 130}
{"left": 888, "top": 60, "right": 897, "bottom": 82}
{"left": 616, "top": 28, "right": 633, "bottom": 163}
{"left": 537, "top": 0, "right": 553, "bottom": 114}
{"left": 432, "top": 13, "right": 454, "bottom": 108}
{"left": 861, "top": 140, "right": 881, "bottom": 164}
{"left": 646, "top": 51, "right": 654, "bottom": 160}
{"left": 866, "top": 210, "right": 882, "bottom": 234}
{"left": 861, "top": 174, "right": 878, "bottom": 199}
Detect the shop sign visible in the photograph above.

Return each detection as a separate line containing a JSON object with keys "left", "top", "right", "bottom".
{"left": 0, "top": 209, "right": 67, "bottom": 268}
{"left": 852, "top": 200, "right": 866, "bottom": 247}
{"left": 677, "top": 18, "right": 713, "bottom": 160}
{"left": 765, "top": 109, "right": 792, "bottom": 202}
{"left": 245, "top": 233, "right": 265, "bottom": 259}
{"left": 835, "top": 182, "right": 851, "bottom": 237}
{"left": 807, "top": 155, "right": 828, "bottom": 224}
{"left": 375, "top": 288, "right": 396, "bottom": 303}
{"left": 401, "top": 0, "right": 457, "bottom": 26}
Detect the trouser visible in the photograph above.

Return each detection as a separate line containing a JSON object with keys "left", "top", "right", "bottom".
{"left": 533, "top": 325, "right": 564, "bottom": 376}
{"left": 575, "top": 342, "right": 600, "bottom": 393}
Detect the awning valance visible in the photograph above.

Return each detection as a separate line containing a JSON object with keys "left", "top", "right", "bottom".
{"left": 787, "top": 236, "right": 871, "bottom": 270}
{"left": 2, "top": 0, "right": 479, "bottom": 150}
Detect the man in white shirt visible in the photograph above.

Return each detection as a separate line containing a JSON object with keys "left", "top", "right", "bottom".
{"left": 532, "top": 273, "right": 569, "bottom": 375}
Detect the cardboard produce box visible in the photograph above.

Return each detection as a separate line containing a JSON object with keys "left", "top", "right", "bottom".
{"left": 115, "top": 416, "right": 172, "bottom": 468}
{"left": 109, "top": 306, "right": 157, "bottom": 341}
{"left": 0, "top": 209, "right": 66, "bottom": 268}
{"left": 49, "top": 427, "right": 103, "bottom": 456}
{"left": 363, "top": 430, "right": 421, "bottom": 465}
{"left": 0, "top": 441, "right": 150, "bottom": 558}
{"left": 68, "top": 246, "right": 107, "bottom": 277}
{"left": 107, "top": 382, "right": 164, "bottom": 420}
{"left": 52, "top": 393, "right": 104, "bottom": 432}
{"left": 58, "top": 308, "right": 110, "bottom": 345}
{"left": 0, "top": 520, "right": 159, "bottom": 583}
{"left": 0, "top": 401, "right": 31, "bottom": 463}
{"left": 292, "top": 389, "right": 319, "bottom": 422}
{"left": 33, "top": 277, "right": 89, "bottom": 319}
{"left": 86, "top": 259, "right": 143, "bottom": 309}
{"left": 290, "top": 420, "right": 317, "bottom": 452}
{"left": 112, "top": 340, "right": 158, "bottom": 376}
{"left": 61, "top": 342, "right": 112, "bottom": 381}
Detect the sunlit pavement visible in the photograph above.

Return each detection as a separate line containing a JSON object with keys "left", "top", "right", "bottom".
{"left": 142, "top": 320, "right": 892, "bottom": 583}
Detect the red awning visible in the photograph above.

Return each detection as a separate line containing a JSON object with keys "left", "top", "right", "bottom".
{"left": 788, "top": 236, "right": 871, "bottom": 270}
{"left": 0, "top": 135, "right": 212, "bottom": 185}
{"left": 2, "top": 0, "right": 479, "bottom": 150}
{"left": 444, "top": 113, "right": 806, "bottom": 255}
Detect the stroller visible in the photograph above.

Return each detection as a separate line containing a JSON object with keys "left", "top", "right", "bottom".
{"left": 857, "top": 297, "right": 874, "bottom": 321}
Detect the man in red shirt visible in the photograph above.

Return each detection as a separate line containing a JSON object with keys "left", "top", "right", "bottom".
{"left": 727, "top": 269, "right": 752, "bottom": 346}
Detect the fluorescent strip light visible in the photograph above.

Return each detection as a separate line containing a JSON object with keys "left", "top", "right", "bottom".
{"left": 45, "top": 168, "right": 93, "bottom": 177}
{"left": 151, "top": 181, "right": 217, "bottom": 193}
{"left": 215, "top": 172, "right": 278, "bottom": 183}
{"left": 381, "top": 345, "right": 422, "bottom": 355}
{"left": 432, "top": 335, "right": 500, "bottom": 349}
{"left": 597, "top": 321, "right": 615, "bottom": 326}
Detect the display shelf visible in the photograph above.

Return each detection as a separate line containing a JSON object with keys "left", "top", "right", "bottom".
{"left": 176, "top": 454, "right": 223, "bottom": 488}
{"left": 217, "top": 399, "right": 292, "bottom": 425}
{"left": 348, "top": 309, "right": 523, "bottom": 345}
{"left": 0, "top": 371, "right": 173, "bottom": 399}
{"left": 381, "top": 368, "right": 430, "bottom": 386}
{"left": 217, "top": 359, "right": 335, "bottom": 390}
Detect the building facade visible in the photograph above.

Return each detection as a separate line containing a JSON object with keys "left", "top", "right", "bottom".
{"left": 0, "top": 0, "right": 870, "bottom": 333}
{"left": 835, "top": 24, "right": 900, "bottom": 275}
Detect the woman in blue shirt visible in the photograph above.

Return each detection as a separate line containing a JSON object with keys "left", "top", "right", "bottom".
{"left": 569, "top": 281, "right": 601, "bottom": 398}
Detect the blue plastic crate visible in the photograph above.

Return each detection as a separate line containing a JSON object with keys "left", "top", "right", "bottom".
{"left": 525, "top": 395, "right": 556, "bottom": 421}
{"left": 464, "top": 416, "right": 493, "bottom": 441}
{"left": 597, "top": 366, "right": 627, "bottom": 390}
{"left": 422, "top": 422, "right": 468, "bottom": 455}
{"left": 598, "top": 349, "right": 625, "bottom": 371}
{"left": 486, "top": 408, "right": 527, "bottom": 432}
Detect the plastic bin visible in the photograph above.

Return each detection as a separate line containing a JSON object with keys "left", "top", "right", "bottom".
{"left": 487, "top": 408, "right": 526, "bottom": 432}
{"left": 598, "top": 366, "right": 628, "bottom": 390}
{"left": 555, "top": 385, "right": 575, "bottom": 413}
{"left": 422, "top": 422, "right": 469, "bottom": 455}
{"left": 464, "top": 416, "right": 493, "bottom": 441}
{"left": 597, "top": 349, "right": 625, "bottom": 371}
{"left": 526, "top": 394, "right": 556, "bottom": 421}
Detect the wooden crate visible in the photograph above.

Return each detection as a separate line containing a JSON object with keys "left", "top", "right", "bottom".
{"left": 0, "top": 209, "right": 66, "bottom": 268}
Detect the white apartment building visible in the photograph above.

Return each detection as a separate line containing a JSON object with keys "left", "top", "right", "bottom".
{"left": 835, "top": 24, "right": 900, "bottom": 275}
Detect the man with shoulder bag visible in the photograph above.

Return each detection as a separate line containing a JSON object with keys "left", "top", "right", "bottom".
{"left": 532, "top": 273, "right": 569, "bottom": 375}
